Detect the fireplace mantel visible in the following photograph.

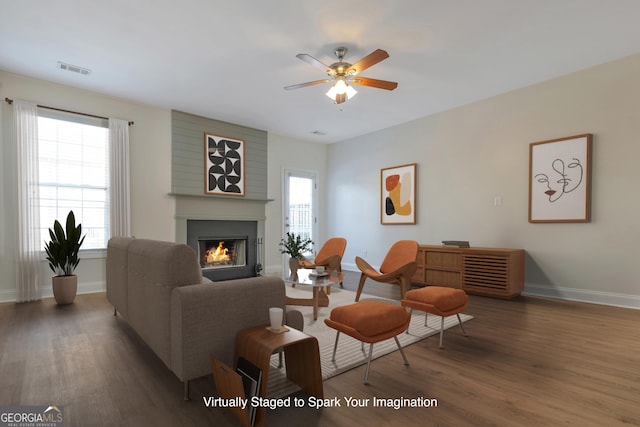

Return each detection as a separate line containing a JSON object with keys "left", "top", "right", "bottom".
{"left": 169, "top": 192, "right": 274, "bottom": 203}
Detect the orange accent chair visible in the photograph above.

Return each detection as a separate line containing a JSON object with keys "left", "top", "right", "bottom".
{"left": 300, "top": 237, "right": 347, "bottom": 279}
{"left": 355, "top": 240, "right": 418, "bottom": 301}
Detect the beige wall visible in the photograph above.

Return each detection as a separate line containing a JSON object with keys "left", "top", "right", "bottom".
{"left": 327, "top": 54, "right": 640, "bottom": 308}
{"left": 0, "top": 71, "right": 327, "bottom": 302}
{"left": 0, "top": 71, "right": 174, "bottom": 301}
{"left": 2, "top": 52, "right": 639, "bottom": 308}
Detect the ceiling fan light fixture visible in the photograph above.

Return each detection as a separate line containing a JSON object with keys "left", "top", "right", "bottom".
{"left": 325, "top": 85, "right": 338, "bottom": 100}
{"left": 326, "top": 78, "right": 357, "bottom": 102}
{"left": 334, "top": 78, "right": 348, "bottom": 94}
{"left": 345, "top": 84, "right": 357, "bottom": 99}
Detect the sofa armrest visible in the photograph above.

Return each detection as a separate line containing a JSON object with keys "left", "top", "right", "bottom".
{"left": 285, "top": 308, "right": 304, "bottom": 331}
{"left": 170, "top": 276, "right": 288, "bottom": 382}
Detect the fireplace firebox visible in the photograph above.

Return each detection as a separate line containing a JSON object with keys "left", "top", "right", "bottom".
{"left": 187, "top": 220, "right": 258, "bottom": 281}
{"left": 198, "top": 238, "right": 247, "bottom": 270}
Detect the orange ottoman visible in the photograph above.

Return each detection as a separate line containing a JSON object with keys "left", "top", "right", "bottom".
{"left": 401, "top": 287, "right": 468, "bottom": 348}
{"left": 324, "top": 301, "right": 410, "bottom": 384}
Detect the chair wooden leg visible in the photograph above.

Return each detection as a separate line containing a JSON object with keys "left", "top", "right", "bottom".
{"left": 355, "top": 273, "right": 367, "bottom": 301}
{"left": 399, "top": 277, "right": 410, "bottom": 299}
{"left": 439, "top": 316, "right": 445, "bottom": 348}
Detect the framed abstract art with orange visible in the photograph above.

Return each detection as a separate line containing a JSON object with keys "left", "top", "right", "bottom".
{"left": 381, "top": 163, "right": 416, "bottom": 225}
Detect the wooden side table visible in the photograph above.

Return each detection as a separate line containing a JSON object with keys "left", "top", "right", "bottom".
{"left": 234, "top": 325, "right": 323, "bottom": 427}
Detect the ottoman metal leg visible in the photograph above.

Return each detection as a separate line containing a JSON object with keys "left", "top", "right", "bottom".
{"left": 363, "top": 343, "right": 374, "bottom": 385}
{"left": 394, "top": 336, "right": 409, "bottom": 366}
{"left": 332, "top": 331, "right": 341, "bottom": 362}
{"left": 439, "top": 316, "right": 445, "bottom": 348}
{"left": 405, "top": 308, "right": 414, "bottom": 334}
{"left": 364, "top": 337, "right": 409, "bottom": 385}
{"left": 457, "top": 313, "right": 468, "bottom": 336}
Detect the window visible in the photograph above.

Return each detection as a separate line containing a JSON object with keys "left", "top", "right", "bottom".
{"left": 37, "top": 111, "right": 110, "bottom": 250}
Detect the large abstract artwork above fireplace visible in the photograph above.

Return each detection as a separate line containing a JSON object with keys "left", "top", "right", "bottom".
{"left": 186, "top": 219, "right": 258, "bottom": 281}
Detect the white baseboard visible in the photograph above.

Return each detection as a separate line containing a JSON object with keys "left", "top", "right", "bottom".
{"left": 522, "top": 283, "right": 640, "bottom": 310}
{"left": 0, "top": 288, "right": 16, "bottom": 303}
{"left": 0, "top": 281, "right": 106, "bottom": 303}
{"left": 343, "top": 265, "right": 640, "bottom": 310}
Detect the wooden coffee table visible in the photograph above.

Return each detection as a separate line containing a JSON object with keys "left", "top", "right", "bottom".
{"left": 284, "top": 269, "right": 344, "bottom": 320}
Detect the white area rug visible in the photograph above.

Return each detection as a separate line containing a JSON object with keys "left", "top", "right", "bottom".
{"left": 267, "top": 285, "right": 473, "bottom": 396}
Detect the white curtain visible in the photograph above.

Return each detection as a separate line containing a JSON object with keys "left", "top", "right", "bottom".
{"left": 14, "top": 100, "right": 41, "bottom": 302}
{"left": 109, "top": 118, "right": 131, "bottom": 237}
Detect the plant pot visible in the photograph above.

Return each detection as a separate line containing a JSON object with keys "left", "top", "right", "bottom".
{"left": 52, "top": 275, "right": 77, "bottom": 305}
{"left": 289, "top": 257, "right": 300, "bottom": 281}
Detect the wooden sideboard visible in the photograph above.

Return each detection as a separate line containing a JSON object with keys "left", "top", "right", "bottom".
{"left": 412, "top": 245, "right": 525, "bottom": 299}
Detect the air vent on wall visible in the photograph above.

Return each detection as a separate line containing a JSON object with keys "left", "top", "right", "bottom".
{"left": 57, "top": 61, "right": 91, "bottom": 76}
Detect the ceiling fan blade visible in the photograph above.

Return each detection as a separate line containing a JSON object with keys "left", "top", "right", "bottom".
{"left": 284, "top": 79, "right": 331, "bottom": 90}
{"left": 351, "top": 77, "right": 398, "bottom": 91}
{"left": 346, "top": 49, "right": 389, "bottom": 75}
{"left": 296, "top": 54, "right": 333, "bottom": 74}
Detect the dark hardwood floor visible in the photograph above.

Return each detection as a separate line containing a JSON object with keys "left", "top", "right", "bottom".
{"left": 1, "top": 271, "right": 638, "bottom": 426}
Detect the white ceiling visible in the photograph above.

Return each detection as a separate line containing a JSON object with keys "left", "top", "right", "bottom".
{"left": 3, "top": 1, "right": 640, "bottom": 143}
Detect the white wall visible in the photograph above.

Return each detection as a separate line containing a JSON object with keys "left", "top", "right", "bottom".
{"left": 265, "top": 133, "right": 327, "bottom": 275}
{"left": 3, "top": 52, "right": 639, "bottom": 309}
{"left": 327, "top": 54, "right": 640, "bottom": 309}
{"left": 0, "top": 71, "right": 174, "bottom": 301}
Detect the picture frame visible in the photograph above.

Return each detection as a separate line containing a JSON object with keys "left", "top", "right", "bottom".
{"left": 204, "top": 133, "right": 245, "bottom": 197}
{"left": 381, "top": 163, "right": 416, "bottom": 224}
{"left": 528, "top": 134, "right": 592, "bottom": 223}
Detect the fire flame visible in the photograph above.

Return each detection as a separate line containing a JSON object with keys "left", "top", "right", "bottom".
{"left": 205, "top": 241, "right": 230, "bottom": 264}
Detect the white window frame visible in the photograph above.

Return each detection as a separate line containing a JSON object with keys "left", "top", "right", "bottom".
{"left": 37, "top": 109, "right": 110, "bottom": 255}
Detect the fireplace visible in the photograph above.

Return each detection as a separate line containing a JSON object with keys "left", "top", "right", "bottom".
{"left": 187, "top": 220, "right": 258, "bottom": 281}
{"left": 199, "top": 238, "right": 246, "bottom": 270}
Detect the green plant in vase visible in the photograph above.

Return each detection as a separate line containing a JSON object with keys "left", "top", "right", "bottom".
{"left": 44, "top": 210, "right": 86, "bottom": 304}
{"left": 279, "top": 232, "right": 313, "bottom": 280}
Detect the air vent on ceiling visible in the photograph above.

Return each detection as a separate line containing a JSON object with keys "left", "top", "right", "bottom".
{"left": 57, "top": 61, "right": 91, "bottom": 76}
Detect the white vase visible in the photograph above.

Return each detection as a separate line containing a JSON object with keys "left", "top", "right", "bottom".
{"left": 52, "top": 275, "right": 77, "bottom": 305}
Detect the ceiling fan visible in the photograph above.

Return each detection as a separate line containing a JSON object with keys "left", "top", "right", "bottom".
{"left": 284, "top": 47, "right": 398, "bottom": 104}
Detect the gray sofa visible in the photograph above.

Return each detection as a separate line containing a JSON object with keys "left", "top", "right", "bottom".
{"left": 106, "top": 237, "right": 302, "bottom": 399}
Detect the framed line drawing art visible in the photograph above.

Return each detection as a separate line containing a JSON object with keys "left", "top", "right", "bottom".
{"left": 204, "top": 133, "right": 245, "bottom": 196}
{"left": 381, "top": 163, "right": 416, "bottom": 224}
{"left": 529, "top": 134, "right": 592, "bottom": 223}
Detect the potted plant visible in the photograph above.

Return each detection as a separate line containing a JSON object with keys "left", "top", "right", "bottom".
{"left": 279, "top": 232, "right": 313, "bottom": 280}
{"left": 44, "top": 210, "right": 86, "bottom": 305}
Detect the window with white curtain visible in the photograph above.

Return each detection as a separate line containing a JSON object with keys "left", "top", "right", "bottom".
{"left": 37, "top": 110, "right": 110, "bottom": 250}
